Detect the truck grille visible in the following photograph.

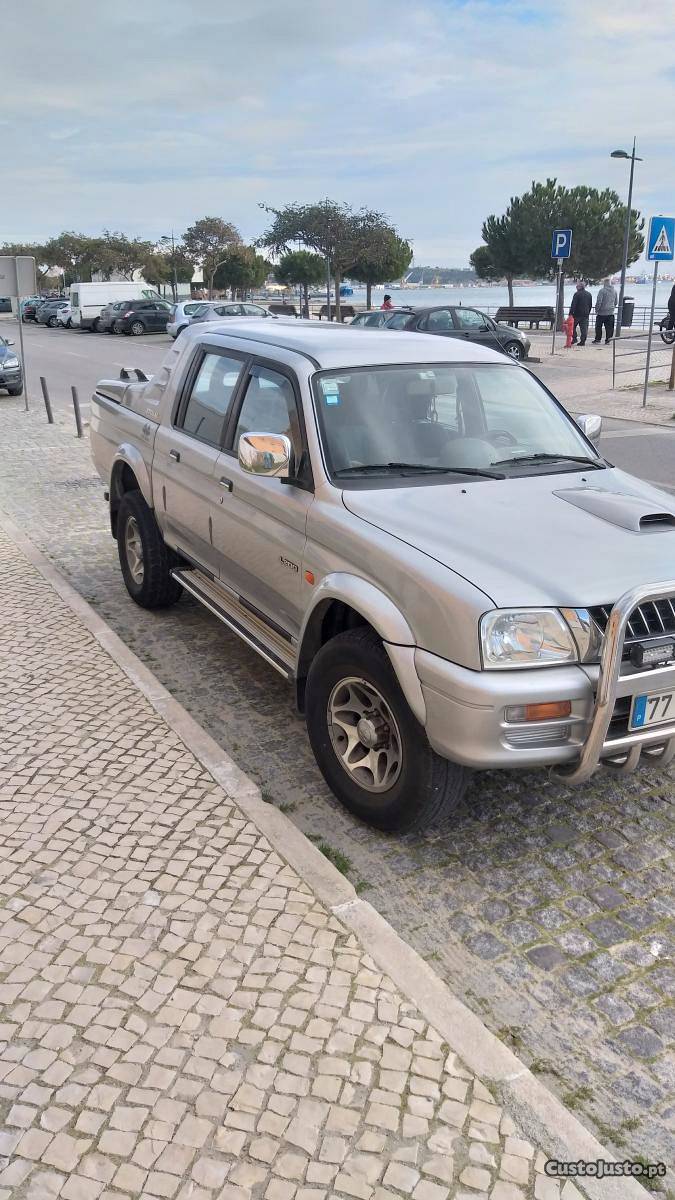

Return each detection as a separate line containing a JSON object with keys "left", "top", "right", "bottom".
{"left": 590, "top": 599, "right": 675, "bottom": 659}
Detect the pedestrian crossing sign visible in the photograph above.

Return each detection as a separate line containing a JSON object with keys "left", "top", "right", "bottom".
{"left": 647, "top": 216, "right": 675, "bottom": 261}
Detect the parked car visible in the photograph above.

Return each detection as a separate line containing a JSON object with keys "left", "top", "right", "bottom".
{"left": 70, "top": 282, "right": 164, "bottom": 331}
{"left": 0, "top": 297, "right": 12, "bottom": 314}
{"left": 112, "top": 299, "right": 172, "bottom": 336}
{"left": 167, "top": 301, "right": 211, "bottom": 339}
{"left": 21, "top": 298, "right": 45, "bottom": 322}
{"left": 37, "top": 299, "right": 70, "bottom": 327}
{"left": 381, "top": 305, "right": 531, "bottom": 360}
{"left": 189, "top": 301, "right": 273, "bottom": 325}
{"left": 350, "top": 308, "right": 411, "bottom": 328}
{"left": 57, "top": 302, "right": 73, "bottom": 328}
{"left": 99, "top": 301, "right": 131, "bottom": 333}
{"left": 91, "top": 320, "right": 675, "bottom": 833}
{"left": 0, "top": 333, "right": 23, "bottom": 395}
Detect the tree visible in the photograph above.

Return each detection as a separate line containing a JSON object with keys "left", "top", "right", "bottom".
{"left": 213, "top": 245, "right": 268, "bottom": 298}
{"left": 469, "top": 244, "right": 503, "bottom": 286}
{"left": 142, "top": 246, "right": 195, "bottom": 297}
{"left": 42, "top": 232, "right": 105, "bottom": 283}
{"left": 98, "top": 231, "right": 155, "bottom": 281}
{"left": 274, "top": 250, "right": 325, "bottom": 316}
{"left": 0, "top": 242, "right": 51, "bottom": 288}
{"left": 259, "top": 200, "right": 374, "bottom": 320}
{"left": 470, "top": 204, "right": 529, "bottom": 306}
{"left": 183, "top": 217, "right": 242, "bottom": 298}
{"left": 347, "top": 222, "right": 413, "bottom": 309}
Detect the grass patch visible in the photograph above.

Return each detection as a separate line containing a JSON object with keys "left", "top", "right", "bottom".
{"left": 529, "top": 1058, "right": 562, "bottom": 1080}
{"left": 317, "top": 841, "right": 351, "bottom": 876}
{"left": 562, "top": 1084, "right": 594, "bottom": 1111}
{"left": 496, "top": 1025, "right": 524, "bottom": 1051}
{"left": 278, "top": 801, "right": 297, "bottom": 815}
{"left": 355, "top": 879, "right": 372, "bottom": 895}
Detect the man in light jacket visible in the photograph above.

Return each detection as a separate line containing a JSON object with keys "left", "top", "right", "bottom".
{"left": 593, "top": 279, "right": 618, "bottom": 344}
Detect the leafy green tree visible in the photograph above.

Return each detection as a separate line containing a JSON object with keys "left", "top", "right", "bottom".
{"left": 0, "top": 242, "right": 51, "bottom": 289}
{"left": 42, "top": 232, "right": 104, "bottom": 283}
{"left": 98, "top": 231, "right": 155, "bottom": 281}
{"left": 469, "top": 244, "right": 502, "bottom": 286}
{"left": 274, "top": 250, "right": 325, "bottom": 316}
{"left": 183, "top": 217, "right": 242, "bottom": 298}
{"left": 470, "top": 205, "right": 529, "bottom": 306}
{"left": 259, "top": 200, "right": 374, "bottom": 319}
{"left": 213, "top": 245, "right": 267, "bottom": 299}
{"left": 348, "top": 231, "right": 412, "bottom": 309}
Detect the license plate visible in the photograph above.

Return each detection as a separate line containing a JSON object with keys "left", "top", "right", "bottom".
{"left": 630, "top": 690, "right": 675, "bottom": 730}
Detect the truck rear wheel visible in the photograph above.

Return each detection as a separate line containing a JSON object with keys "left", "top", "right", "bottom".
{"left": 305, "top": 627, "right": 467, "bottom": 832}
{"left": 117, "top": 490, "right": 182, "bottom": 608}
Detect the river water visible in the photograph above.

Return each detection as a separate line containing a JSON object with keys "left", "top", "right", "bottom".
{"left": 357, "top": 280, "right": 675, "bottom": 315}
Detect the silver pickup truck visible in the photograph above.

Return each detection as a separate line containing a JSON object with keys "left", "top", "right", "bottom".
{"left": 91, "top": 320, "right": 675, "bottom": 831}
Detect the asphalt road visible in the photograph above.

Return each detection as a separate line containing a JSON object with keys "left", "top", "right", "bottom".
{"left": 6, "top": 315, "right": 675, "bottom": 494}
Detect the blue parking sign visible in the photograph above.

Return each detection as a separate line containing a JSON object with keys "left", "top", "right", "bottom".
{"left": 551, "top": 229, "right": 572, "bottom": 259}
{"left": 647, "top": 217, "right": 675, "bottom": 261}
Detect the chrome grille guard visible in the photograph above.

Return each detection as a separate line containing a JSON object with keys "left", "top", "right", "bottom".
{"left": 558, "top": 580, "right": 675, "bottom": 785}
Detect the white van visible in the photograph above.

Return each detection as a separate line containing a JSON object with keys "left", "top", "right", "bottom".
{"left": 70, "top": 282, "right": 161, "bottom": 331}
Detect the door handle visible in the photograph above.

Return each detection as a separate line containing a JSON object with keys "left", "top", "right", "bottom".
{"left": 169, "top": 449, "right": 181, "bottom": 462}
{"left": 219, "top": 476, "right": 233, "bottom": 492}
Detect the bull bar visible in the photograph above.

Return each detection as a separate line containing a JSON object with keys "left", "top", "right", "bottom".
{"left": 557, "top": 580, "right": 675, "bottom": 785}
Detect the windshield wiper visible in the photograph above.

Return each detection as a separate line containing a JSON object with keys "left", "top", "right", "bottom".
{"left": 334, "top": 462, "right": 506, "bottom": 479}
{"left": 491, "top": 452, "right": 605, "bottom": 470}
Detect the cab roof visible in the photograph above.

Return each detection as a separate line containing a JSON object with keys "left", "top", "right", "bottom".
{"left": 181, "top": 317, "right": 511, "bottom": 370}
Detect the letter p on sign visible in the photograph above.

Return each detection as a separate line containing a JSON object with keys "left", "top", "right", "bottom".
{"left": 551, "top": 229, "right": 572, "bottom": 260}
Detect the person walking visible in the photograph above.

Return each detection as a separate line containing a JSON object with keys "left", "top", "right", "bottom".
{"left": 569, "top": 282, "right": 592, "bottom": 347}
{"left": 593, "top": 278, "right": 618, "bottom": 344}
{"left": 380, "top": 294, "right": 394, "bottom": 310}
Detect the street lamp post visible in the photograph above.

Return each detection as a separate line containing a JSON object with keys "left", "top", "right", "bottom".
{"left": 611, "top": 139, "right": 642, "bottom": 338}
{"left": 160, "top": 232, "right": 178, "bottom": 303}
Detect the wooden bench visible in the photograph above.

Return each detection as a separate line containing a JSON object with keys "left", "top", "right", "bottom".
{"left": 495, "top": 305, "right": 555, "bottom": 329}
{"left": 268, "top": 302, "right": 298, "bottom": 317}
{"left": 318, "top": 304, "right": 356, "bottom": 322}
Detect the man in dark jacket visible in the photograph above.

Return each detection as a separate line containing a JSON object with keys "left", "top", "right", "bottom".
{"left": 569, "top": 282, "right": 592, "bottom": 346}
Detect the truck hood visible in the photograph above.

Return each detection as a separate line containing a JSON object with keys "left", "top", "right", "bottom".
{"left": 342, "top": 467, "right": 675, "bottom": 608}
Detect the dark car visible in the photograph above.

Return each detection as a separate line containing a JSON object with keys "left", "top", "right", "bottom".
{"left": 99, "top": 301, "right": 130, "bottom": 333}
{"left": 381, "top": 304, "right": 531, "bottom": 360}
{"left": 113, "top": 299, "right": 172, "bottom": 336}
{"left": 21, "top": 298, "right": 46, "bottom": 322}
{"left": 0, "top": 334, "right": 23, "bottom": 395}
{"left": 37, "top": 299, "right": 70, "bottom": 327}
{"left": 0, "top": 297, "right": 12, "bottom": 314}
{"left": 350, "top": 308, "right": 411, "bottom": 328}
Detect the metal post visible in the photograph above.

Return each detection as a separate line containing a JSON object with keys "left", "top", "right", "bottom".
{"left": 40, "top": 376, "right": 54, "bottom": 424}
{"left": 15, "top": 293, "right": 29, "bottom": 410}
{"left": 71, "top": 385, "right": 83, "bottom": 437}
{"left": 616, "top": 138, "right": 636, "bottom": 339}
{"left": 325, "top": 257, "right": 331, "bottom": 322}
{"left": 171, "top": 230, "right": 178, "bottom": 303}
{"left": 612, "top": 338, "right": 616, "bottom": 389}
{"left": 669, "top": 342, "right": 675, "bottom": 392}
{"left": 642, "top": 260, "right": 659, "bottom": 409}
{"left": 551, "top": 262, "right": 562, "bottom": 355}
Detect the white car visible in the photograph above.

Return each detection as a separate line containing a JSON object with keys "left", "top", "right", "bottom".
{"left": 56, "top": 302, "right": 73, "bottom": 328}
{"left": 167, "top": 301, "right": 210, "bottom": 340}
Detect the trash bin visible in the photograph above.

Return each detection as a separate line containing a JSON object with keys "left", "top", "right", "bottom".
{"left": 621, "top": 297, "right": 634, "bottom": 327}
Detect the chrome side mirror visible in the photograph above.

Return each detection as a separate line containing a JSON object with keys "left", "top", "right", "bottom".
{"left": 238, "top": 432, "right": 292, "bottom": 478}
{"left": 6, "top": 340, "right": 14, "bottom": 347}
{"left": 576, "top": 413, "right": 602, "bottom": 445}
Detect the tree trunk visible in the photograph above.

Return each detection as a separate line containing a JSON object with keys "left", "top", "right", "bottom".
{"left": 334, "top": 271, "right": 342, "bottom": 322}
{"left": 507, "top": 275, "right": 514, "bottom": 307}
{"left": 366, "top": 281, "right": 372, "bottom": 309}
{"left": 208, "top": 271, "right": 214, "bottom": 300}
{"left": 303, "top": 282, "right": 309, "bottom": 318}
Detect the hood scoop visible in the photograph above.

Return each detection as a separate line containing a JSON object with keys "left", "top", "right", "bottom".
{"left": 553, "top": 485, "right": 675, "bottom": 533}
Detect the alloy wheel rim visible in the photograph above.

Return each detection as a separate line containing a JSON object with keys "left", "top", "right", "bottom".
{"left": 507, "top": 343, "right": 522, "bottom": 358}
{"left": 327, "top": 676, "right": 402, "bottom": 793}
{"left": 124, "top": 516, "right": 144, "bottom": 584}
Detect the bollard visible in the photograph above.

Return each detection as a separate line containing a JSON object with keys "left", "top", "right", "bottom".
{"left": 40, "top": 376, "right": 54, "bottom": 424}
{"left": 670, "top": 343, "right": 675, "bottom": 393}
{"left": 71, "top": 385, "right": 83, "bottom": 438}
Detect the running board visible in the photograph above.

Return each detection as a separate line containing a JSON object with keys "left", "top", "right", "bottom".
{"left": 172, "top": 568, "right": 296, "bottom": 680}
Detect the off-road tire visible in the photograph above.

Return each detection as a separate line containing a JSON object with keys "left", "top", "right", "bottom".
{"left": 117, "top": 490, "right": 182, "bottom": 608}
{"left": 305, "top": 627, "right": 467, "bottom": 831}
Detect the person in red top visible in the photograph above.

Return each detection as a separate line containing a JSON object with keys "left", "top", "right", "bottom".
{"left": 380, "top": 294, "right": 393, "bottom": 310}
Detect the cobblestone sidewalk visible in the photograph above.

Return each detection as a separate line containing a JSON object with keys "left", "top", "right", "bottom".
{"left": 0, "top": 515, "right": 646, "bottom": 1197}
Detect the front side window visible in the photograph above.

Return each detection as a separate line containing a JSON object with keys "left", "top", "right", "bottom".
{"left": 179, "top": 353, "right": 243, "bottom": 446}
{"left": 233, "top": 367, "right": 301, "bottom": 460}
{"left": 312, "top": 364, "right": 602, "bottom": 484}
{"left": 454, "top": 308, "right": 488, "bottom": 329}
{"left": 424, "top": 309, "right": 454, "bottom": 331}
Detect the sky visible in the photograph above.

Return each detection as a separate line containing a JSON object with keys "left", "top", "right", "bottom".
{"left": 3, "top": 0, "right": 675, "bottom": 267}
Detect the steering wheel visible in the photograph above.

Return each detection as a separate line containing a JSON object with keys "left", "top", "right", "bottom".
{"left": 486, "top": 429, "right": 518, "bottom": 447}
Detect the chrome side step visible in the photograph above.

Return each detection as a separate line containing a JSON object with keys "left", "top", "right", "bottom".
{"left": 172, "top": 568, "right": 296, "bottom": 680}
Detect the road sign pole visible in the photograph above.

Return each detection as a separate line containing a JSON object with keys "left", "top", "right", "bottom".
{"left": 642, "top": 259, "right": 659, "bottom": 409}
{"left": 551, "top": 261, "right": 562, "bottom": 355}
{"left": 15, "top": 294, "right": 29, "bottom": 411}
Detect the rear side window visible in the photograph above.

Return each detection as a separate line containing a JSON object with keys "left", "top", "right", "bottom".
{"left": 385, "top": 312, "right": 411, "bottom": 329}
{"left": 179, "top": 353, "right": 243, "bottom": 447}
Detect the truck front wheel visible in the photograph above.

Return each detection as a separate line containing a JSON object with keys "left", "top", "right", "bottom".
{"left": 305, "top": 627, "right": 467, "bottom": 832}
{"left": 117, "top": 490, "right": 182, "bottom": 608}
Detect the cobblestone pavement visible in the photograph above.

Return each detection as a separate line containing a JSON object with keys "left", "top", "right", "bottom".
{"left": 0, "top": 523, "right": 606, "bottom": 1200}
{"left": 0, "top": 398, "right": 673, "bottom": 1185}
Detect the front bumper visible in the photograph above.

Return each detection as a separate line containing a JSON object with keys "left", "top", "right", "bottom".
{"left": 0, "top": 369, "right": 22, "bottom": 388}
{"left": 417, "top": 580, "right": 675, "bottom": 778}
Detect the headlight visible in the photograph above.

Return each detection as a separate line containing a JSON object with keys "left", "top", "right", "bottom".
{"left": 3, "top": 356, "right": 20, "bottom": 369}
{"left": 480, "top": 609, "right": 577, "bottom": 669}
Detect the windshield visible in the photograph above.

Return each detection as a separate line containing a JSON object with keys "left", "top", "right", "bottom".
{"left": 312, "top": 364, "right": 601, "bottom": 482}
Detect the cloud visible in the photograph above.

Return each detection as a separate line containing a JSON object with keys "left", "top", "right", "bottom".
{"left": 2, "top": 0, "right": 674, "bottom": 264}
